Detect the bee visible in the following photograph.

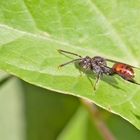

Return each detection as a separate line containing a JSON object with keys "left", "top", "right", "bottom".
{"left": 58, "top": 49, "right": 140, "bottom": 90}
{"left": 58, "top": 50, "right": 112, "bottom": 90}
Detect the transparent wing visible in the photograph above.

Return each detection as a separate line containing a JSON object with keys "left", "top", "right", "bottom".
{"left": 105, "top": 58, "right": 140, "bottom": 70}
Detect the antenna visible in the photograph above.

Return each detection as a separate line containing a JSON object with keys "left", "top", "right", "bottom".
{"left": 58, "top": 49, "right": 82, "bottom": 58}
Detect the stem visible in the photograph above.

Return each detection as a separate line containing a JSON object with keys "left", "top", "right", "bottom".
{"left": 81, "top": 99, "right": 116, "bottom": 140}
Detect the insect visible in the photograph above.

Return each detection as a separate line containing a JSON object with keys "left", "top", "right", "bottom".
{"left": 58, "top": 49, "right": 112, "bottom": 90}
{"left": 58, "top": 49, "right": 140, "bottom": 90}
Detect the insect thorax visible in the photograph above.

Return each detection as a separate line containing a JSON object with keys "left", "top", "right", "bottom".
{"left": 91, "top": 56, "right": 111, "bottom": 74}
{"left": 78, "top": 56, "right": 112, "bottom": 75}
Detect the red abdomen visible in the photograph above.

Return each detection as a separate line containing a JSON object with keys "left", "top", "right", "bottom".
{"left": 112, "top": 63, "right": 134, "bottom": 78}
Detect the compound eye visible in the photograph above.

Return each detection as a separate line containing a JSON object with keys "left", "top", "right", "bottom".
{"left": 84, "top": 60, "right": 87, "bottom": 64}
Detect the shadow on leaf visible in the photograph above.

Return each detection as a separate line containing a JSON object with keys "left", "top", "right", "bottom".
{"left": 74, "top": 62, "right": 124, "bottom": 91}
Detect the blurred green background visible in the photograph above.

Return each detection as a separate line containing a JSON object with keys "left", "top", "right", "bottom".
{"left": 0, "top": 72, "right": 140, "bottom": 140}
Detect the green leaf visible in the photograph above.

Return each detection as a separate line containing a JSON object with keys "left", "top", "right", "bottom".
{"left": 1, "top": 77, "right": 140, "bottom": 140}
{"left": 21, "top": 81, "right": 80, "bottom": 140}
{"left": 57, "top": 106, "right": 104, "bottom": 140}
{"left": 0, "top": 76, "right": 80, "bottom": 140}
{"left": 57, "top": 104, "right": 140, "bottom": 140}
{"left": 0, "top": 76, "right": 25, "bottom": 140}
{"left": 0, "top": 0, "right": 140, "bottom": 129}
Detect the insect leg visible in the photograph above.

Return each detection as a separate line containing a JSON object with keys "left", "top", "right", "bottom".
{"left": 94, "top": 72, "right": 101, "bottom": 90}
{"left": 87, "top": 76, "right": 94, "bottom": 89}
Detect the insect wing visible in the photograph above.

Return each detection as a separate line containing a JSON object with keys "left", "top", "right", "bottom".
{"left": 105, "top": 58, "right": 140, "bottom": 70}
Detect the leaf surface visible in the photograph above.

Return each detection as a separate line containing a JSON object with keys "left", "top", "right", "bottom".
{"left": 1, "top": 0, "right": 140, "bottom": 129}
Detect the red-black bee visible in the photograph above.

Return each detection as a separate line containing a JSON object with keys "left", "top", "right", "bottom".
{"left": 58, "top": 49, "right": 140, "bottom": 90}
